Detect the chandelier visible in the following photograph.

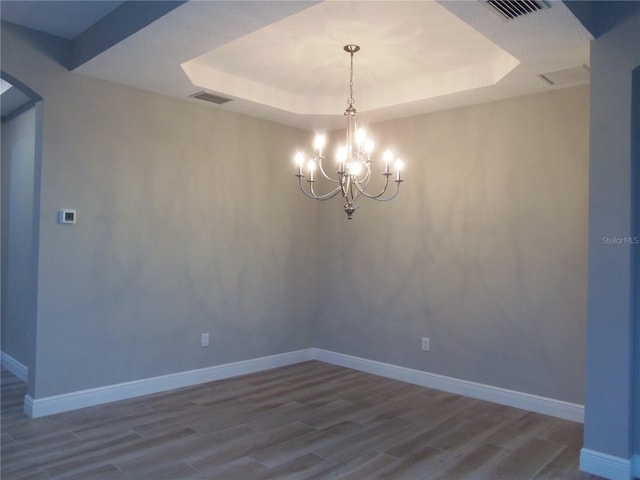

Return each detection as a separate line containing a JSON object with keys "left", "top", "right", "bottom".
{"left": 293, "top": 45, "right": 405, "bottom": 219}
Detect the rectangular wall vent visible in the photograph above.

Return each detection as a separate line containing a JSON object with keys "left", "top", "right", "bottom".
{"left": 190, "top": 91, "right": 232, "bottom": 105}
{"left": 486, "top": 0, "right": 547, "bottom": 20}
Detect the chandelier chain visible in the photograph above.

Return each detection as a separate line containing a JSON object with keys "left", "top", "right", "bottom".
{"left": 349, "top": 50, "right": 354, "bottom": 105}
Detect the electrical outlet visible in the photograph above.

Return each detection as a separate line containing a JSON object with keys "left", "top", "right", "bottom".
{"left": 201, "top": 333, "right": 210, "bottom": 347}
{"left": 421, "top": 337, "right": 430, "bottom": 351}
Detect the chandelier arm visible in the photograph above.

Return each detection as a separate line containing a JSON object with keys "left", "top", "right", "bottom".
{"left": 350, "top": 179, "right": 362, "bottom": 203}
{"left": 354, "top": 175, "right": 395, "bottom": 200}
{"left": 346, "top": 164, "right": 370, "bottom": 201}
{"left": 297, "top": 177, "right": 320, "bottom": 199}
{"left": 356, "top": 166, "right": 372, "bottom": 190}
{"left": 352, "top": 164, "right": 382, "bottom": 198}
{"left": 297, "top": 176, "right": 339, "bottom": 200}
{"left": 317, "top": 156, "right": 340, "bottom": 184}
{"left": 309, "top": 180, "right": 343, "bottom": 201}
{"left": 341, "top": 174, "right": 350, "bottom": 200}
{"left": 367, "top": 181, "right": 403, "bottom": 202}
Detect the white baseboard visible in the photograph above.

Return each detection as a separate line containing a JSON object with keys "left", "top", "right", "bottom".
{"left": 311, "top": 348, "right": 584, "bottom": 423}
{"left": 0, "top": 351, "right": 28, "bottom": 382}
{"left": 580, "top": 448, "right": 634, "bottom": 480}
{"left": 25, "top": 349, "right": 314, "bottom": 418}
{"left": 24, "top": 347, "right": 585, "bottom": 424}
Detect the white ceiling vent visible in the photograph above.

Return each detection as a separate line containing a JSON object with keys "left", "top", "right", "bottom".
{"left": 538, "top": 65, "right": 590, "bottom": 86}
{"left": 190, "top": 91, "right": 232, "bottom": 105}
{"left": 485, "top": 0, "right": 548, "bottom": 20}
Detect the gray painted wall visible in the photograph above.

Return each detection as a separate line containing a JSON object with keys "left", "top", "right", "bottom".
{"left": 315, "top": 87, "right": 589, "bottom": 404}
{"left": 1, "top": 105, "right": 37, "bottom": 367}
{"left": 583, "top": 3, "right": 640, "bottom": 461}
{"left": 2, "top": 19, "right": 591, "bottom": 411}
{"left": 2, "top": 22, "right": 317, "bottom": 398}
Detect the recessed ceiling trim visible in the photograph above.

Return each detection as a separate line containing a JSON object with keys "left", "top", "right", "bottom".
{"left": 180, "top": 0, "right": 522, "bottom": 118}
{"left": 54, "top": 0, "right": 591, "bottom": 131}
{"left": 182, "top": 52, "right": 519, "bottom": 116}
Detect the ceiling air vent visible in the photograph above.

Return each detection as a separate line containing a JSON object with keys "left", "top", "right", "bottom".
{"left": 538, "top": 65, "right": 590, "bottom": 86}
{"left": 485, "top": 0, "right": 547, "bottom": 20}
{"left": 190, "top": 91, "right": 232, "bottom": 105}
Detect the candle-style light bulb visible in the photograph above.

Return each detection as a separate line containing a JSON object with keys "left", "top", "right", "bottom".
{"left": 356, "top": 129, "right": 366, "bottom": 147}
{"left": 349, "top": 161, "right": 363, "bottom": 177}
{"left": 383, "top": 149, "right": 393, "bottom": 174}
{"left": 313, "top": 134, "right": 326, "bottom": 156}
{"left": 394, "top": 159, "right": 404, "bottom": 181}
{"left": 364, "top": 139, "right": 374, "bottom": 161}
{"left": 365, "top": 139, "right": 374, "bottom": 154}
{"left": 294, "top": 151, "right": 305, "bottom": 175}
{"left": 308, "top": 159, "right": 316, "bottom": 181}
{"left": 336, "top": 146, "right": 347, "bottom": 167}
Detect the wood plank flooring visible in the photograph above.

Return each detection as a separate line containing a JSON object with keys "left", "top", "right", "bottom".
{"left": 1, "top": 362, "right": 601, "bottom": 479}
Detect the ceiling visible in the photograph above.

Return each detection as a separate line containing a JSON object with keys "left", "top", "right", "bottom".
{"left": 1, "top": 1, "right": 593, "bottom": 130}
{"left": 0, "top": 0, "right": 124, "bottom": 39}
{"left": 0, "top": 78, "right": 32, "bottom": 118}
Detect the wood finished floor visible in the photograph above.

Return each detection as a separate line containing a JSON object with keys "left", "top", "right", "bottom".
{"left": 1, "top": 362, "right": 601, "bottom": 480}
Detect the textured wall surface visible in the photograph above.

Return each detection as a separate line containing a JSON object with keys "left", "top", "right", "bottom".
{"left": 1, "top": 105, "right": 37, "bottom": 367}
{"left": 2, "top": 20, "right": 590, "bottom": 407}
{"left": 315, "top": 87, "right": 589, "bottom": 404}
{"left": 2, "top": 23, "right": 317, "bottom": 398}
